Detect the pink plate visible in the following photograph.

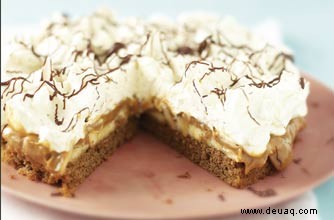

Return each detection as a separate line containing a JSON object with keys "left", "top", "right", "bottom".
{"left": 1, "top": 75, "right": 334, "bottom": 219}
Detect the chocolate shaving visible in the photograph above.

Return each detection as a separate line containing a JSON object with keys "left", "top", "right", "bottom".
{"left": 31, "top": 45, "right": 47, "bottom": 59}
{"left": 310, "top": 102, "right": 319, "bottom": 108}
{"left": 208, "top": 66, "right": 227, "bottom": 72}
{"left": 299, "top": 77, "right": 305, "bottom": 89}
{"left": 268, "top": 52, "right": 293, "bottom": 71}
{"left": 218, "top": 193, "right": 225, "bottom": 201}
{"left": 50, "top": 192, "right": 63, "bottom": 197}
{"left": 199, "top": 63, "right": 227, "bottom": 82}
{"left": 165, "top": 199, "right": 173, "bottom": 204}
{"left": 177, "top": 46, "right": 194, "bottom": 55}
{"left": 229, "top": 77, "right": 241, "bottom": 88}
{"left": 10, "top": 175, "right": 16, "bottom": 180}
{"left": 177, "top": 171, "right": 191, "bottom": 179}
{"left": 72, "top": 50, "right": 84, "bottom": 62}
{"left": 54, "top": 104, "right": 64, "bottom": 126}
{"left": 139, "top": 33, "right": 151, "bottom": 55}
{"left": 247, "top": 187, "right": 276, "bottom": 197}
{"left": 301, "top": 167, "right": 311, "bottom": 175}
{"left": 246, "top": 71, "right": 283, "bottom": 89}
{"left": 192, "top": 80, "right": 208, "bottom": 114}
{"left": 293, "top": 158, "right": 302, "bottom": 164}
{"left": 211, "top": 87, "right": 227, "bottom": 106}
{"left": 326, "top": 136, "right": 334, "bottom": 145}
{"left": 185, "top": 60, "right": 209, "bottom": 77}
{"left": 292, "top": 158, "right": 311, "bottom": 175}
{"left": 198, "top": 36, "right": 214, "bottom": 59}
{"left": 119, "top": 54, "right": 132, "bottom": 66}
{"left": 247, "top": 106, "right": 260, "bottom": 125}
{"left": 198, "top": 38, "right": 208, "bottom": 55}
{"left": 249, "top": 45, "right": 269, "bottom": 59}
{"left": 103, "top": 42, "right": 126, "bottom": 63}
{"left": 62, "top": 107, "right": 90, "bottom": 132}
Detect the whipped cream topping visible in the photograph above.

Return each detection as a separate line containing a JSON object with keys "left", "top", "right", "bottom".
{"left": 1, "top": 9, "right": 309, "bottom": 158}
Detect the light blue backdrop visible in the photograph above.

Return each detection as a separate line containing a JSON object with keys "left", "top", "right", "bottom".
{"left": 2, "top": 0, "right": 334, "bottom": 219}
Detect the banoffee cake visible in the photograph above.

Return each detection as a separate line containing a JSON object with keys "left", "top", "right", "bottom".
{"left": 1, "top": 9, "right": 309, "bottom": 196}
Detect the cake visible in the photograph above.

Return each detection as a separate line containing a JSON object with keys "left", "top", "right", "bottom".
{"left": 1, "top": 9, "right": 309, "bottom": 196}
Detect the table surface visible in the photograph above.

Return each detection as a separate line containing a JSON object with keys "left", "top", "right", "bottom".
{"left": 2, "top": 0, "right": 334, "bottom": 219}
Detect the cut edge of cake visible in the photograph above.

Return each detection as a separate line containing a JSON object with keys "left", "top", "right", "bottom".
{"left": 1, "top": 109, "right": 305, "bottom": 196}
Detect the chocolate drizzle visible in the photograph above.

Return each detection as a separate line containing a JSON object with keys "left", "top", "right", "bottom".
{"left": 103, "top": 42, "right": 126, "bottom": 63}
{"left": 229, "top": 77, "right": 241, "bottom": 88}
{"left": 199, "top": 63, "right": 227, "bottom": 82}
{"left": 247, "top": 106, "right": 260, "bottom": 125}
{"left": 211, "top": 87, "right": 227, "bottom": 106}
{"left": 17, "top": 40, "right": 47, "bottom": 62}
{"left": 184, "top": 61, "right": 209, "bottom": 77}
{"left": 62, "top": 107, "right": 90, "bottom": 132}
{"left": 54, "top": 104, "right": 64, "bottom": 126}
{"left": 1, "top": 77, "right": 31, "bottom": 102}
{"left": 268, "top": 52, "right": 293, "bottom": 71}
{"left": 198, "top": 38, "right": 208, "bottom": 55}
{"left": 119, "top": 54, "right": 132, "bottom": 66}
{"left": 192, "top": 80, "right": 208, "bottom": 114}
{"left": 1, "top": 57, "right": 130, "bottom": 132}
{"left": 246, "top": 71, "right": 284, "bottom": 89}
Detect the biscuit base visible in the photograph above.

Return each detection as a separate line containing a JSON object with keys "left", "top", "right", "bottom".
{"left": 140, "top": 114, "right": 277, "bottom": 188}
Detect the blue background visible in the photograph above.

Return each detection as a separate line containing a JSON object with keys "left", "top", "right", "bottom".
{"left": 2, "top": 0, "right": 333, "bottom": 219}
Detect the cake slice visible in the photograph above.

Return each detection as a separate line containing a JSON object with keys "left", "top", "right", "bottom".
{"left": 1, "top": 9, "right": 309, "bottom": 196}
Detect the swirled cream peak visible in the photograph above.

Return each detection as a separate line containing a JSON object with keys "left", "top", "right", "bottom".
{"left": 1, "top": 10, "right": 309, "bottom": 158}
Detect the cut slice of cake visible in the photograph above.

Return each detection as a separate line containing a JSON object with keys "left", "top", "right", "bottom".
{"left": 1, "top": 9, "right": 309, "bottom": 196}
